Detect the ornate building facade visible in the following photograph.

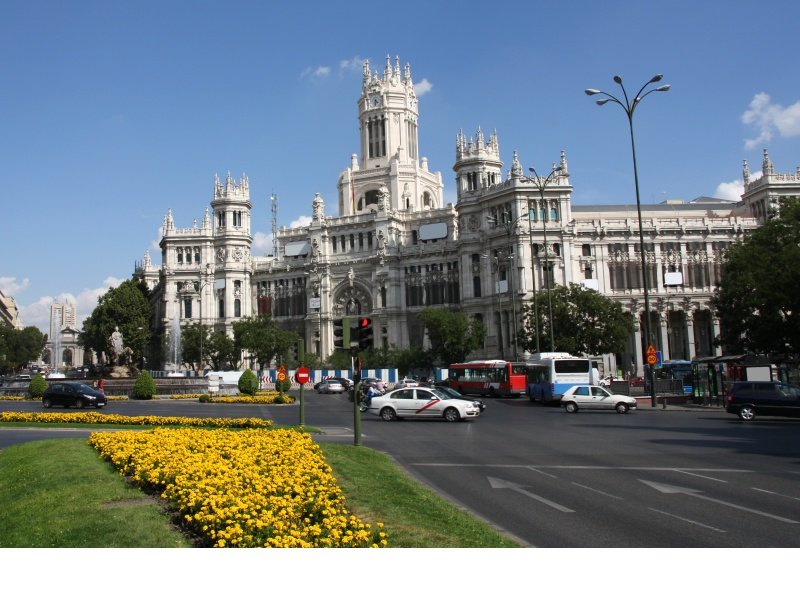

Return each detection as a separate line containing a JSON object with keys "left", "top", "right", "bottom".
{"left": 134, "top": 56, "right": 800, "bottom": 376}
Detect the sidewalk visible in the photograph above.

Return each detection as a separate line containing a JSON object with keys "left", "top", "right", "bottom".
{"left": 635, "top": 396, "right": 724, "bottom": 411}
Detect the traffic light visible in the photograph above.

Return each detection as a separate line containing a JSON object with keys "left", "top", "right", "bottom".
{"left": 349, "top": 319, "right": 360, "bottom": 356}
{"left": 333, "top": 317, "right": 351, "bottom": 350}
{"left": 357, "top": 317, "right": 373, "bottom": 350}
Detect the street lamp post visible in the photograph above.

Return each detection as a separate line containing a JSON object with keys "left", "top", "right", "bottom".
{"left": 523, "top": 164, "right": 563, "bottom": 352}
{"left": 585, "top": 74, "right": 670, "bottom": 408}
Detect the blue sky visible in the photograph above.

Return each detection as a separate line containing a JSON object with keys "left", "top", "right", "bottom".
{"left": 2, "top": 0, "right": 799, "bottom": 334}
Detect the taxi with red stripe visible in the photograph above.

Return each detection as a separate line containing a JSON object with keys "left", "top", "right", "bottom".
{"left": 366, "top": 386, "right": 482, "bottom": 422}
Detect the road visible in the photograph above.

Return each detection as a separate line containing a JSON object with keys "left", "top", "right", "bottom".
{"left": 2, "top": 392, "right": 800, "bottom": 547}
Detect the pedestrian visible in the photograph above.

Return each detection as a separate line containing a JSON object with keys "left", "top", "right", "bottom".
{"left": 97, "top": 378, "right": 105, "bottom": 393}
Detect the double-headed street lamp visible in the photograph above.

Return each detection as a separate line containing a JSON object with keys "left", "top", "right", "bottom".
{"left": 523, "top": 164, "right": 563, "bottom": 352}
{"left": 585, "top": 74, "right": 670, "bottom": 408}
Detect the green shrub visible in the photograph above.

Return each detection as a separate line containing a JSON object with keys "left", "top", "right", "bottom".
{"left": 198, "top": 394, "right": 210, "bottom": 403}
{"left": 275, "top": 377, "right": 291, "bottom": 395}
{"left": 132, "top": 371, "right": 157, "bottom": 399}
{"left": 238, "top": 369, "right": 259, "bottom": 395}
{"left": 28, "top": 374, "right": 48, "bottom": 399}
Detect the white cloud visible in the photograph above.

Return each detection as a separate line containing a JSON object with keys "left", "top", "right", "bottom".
{"left": 742, "top": 92, "right": 800, "bottom": 149}
{"left": 714, "top": 170, "right": 763, "bottom": 201}
{"left": 17, "top": 277, "right": 124, "bottom": 334}
{"left": 0, "top": 276, "right": 30, "bottom": 296}
{"left": 252, "top": 231, "right": 275, "bottom": 256}
{"left": 289, "top": 215, "right": 312, "bottom": 228}
{"left": 301, "top": 65, "right": 331, "bottom": 79}
{"left": 414, "top": 78, "right": 433, "bottom": 97}
{"left": 339, "top": 56, "right": 366, "bottom": 72}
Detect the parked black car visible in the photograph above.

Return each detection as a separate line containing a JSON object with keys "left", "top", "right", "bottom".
{"left": 726, "top": 381, "right": 800, "bottom": 421}
{"left": 42, "top": 382, "right": 106, "bottom": 409}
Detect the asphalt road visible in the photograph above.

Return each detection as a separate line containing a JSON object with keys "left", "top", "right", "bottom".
{"left": 3, "top": 392, "right": 800, "bottom": 547}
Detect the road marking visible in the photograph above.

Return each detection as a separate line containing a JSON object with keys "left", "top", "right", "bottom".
{"left": 525, "top": 466, "right": 558, "bottom": 479}
{"left": 752, "top": 487, "right": 800, "bottom": 502}
{"left": 488, "top": 476, "right": 575, "bottom": 513}
{"left": 640, "top": 480, "right": 799, "bottom": 524}
{"left": 571, "top": 481, "right": 624, "bottom": 500}
{"left": 674, "top": 469, "right": 728, "bottom": 483}
{"left": 647, "top": 507, "right": 726, "bottom": 533}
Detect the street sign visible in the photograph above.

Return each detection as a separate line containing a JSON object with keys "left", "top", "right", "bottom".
{"left": 646, "top": 344, "right": 657, "bottom": 366}
{"left": 277, "top": 364, "right": 287, "bottom": 382}
{"left": 295, "top": 366, "right": 310, "bottom": 385}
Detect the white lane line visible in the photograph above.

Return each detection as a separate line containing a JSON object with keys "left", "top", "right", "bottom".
{"left": 525, "top": 466, "right": 558, "bottom": 479}
{"left": 647, "top": 507, "right": 727, "bottom": 533}
{"left": 752, "top": 487, "right": 800, "bottom": 502}
{"left": 640, "top": 480, "right": 800, "bottom": 524}
{"left": 674, "top": 469, "right": 728, "bottom": 483}
{"left": 571, "top": 481, "right": 624, "bottom": 500}
{"left": 488, "top": 477, "right": 575, "bottom": 513}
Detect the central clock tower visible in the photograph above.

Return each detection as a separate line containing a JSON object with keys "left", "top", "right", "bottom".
{"left": 337, "top": 55, "right": 443, "bottom": 217}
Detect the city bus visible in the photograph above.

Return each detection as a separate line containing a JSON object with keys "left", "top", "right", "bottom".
{"left": 655, "top": 359, "right": 693, "bottom": 395}
{"left": 447, "top": 360, "right": 527, "bottom": 397}
{"left": 525, "top": 353, "right": 595, "bottom": 404}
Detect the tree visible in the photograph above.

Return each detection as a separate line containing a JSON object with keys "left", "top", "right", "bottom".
{"left": 180, "top": 323, "right": 209, "bottom": 370}
{"left": 233, "top": 315, "right": 298, "bottom": 370}
{"left": 417, "top": 307, "right": 487, "bottom": 365}
{"left": 80, "top": 279, "right": 151, "bottom": 364}
{"left": 0, "top": 324, "right": 46, "bottom": 373}
{"left": 207, "top": 330, "right": 236, "bottom": 370}
{"left": 712, "top": 197, "right": 800, "bottom": 355}
{"left": 521, "top": 284, "right": 635, "bottom": 356}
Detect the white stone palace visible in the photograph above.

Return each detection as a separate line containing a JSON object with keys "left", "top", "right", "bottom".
{"left": 134, "top": 56, "right": 800, "bottom": 376}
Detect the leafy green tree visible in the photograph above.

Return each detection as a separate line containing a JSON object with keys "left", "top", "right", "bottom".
{"left": 207, "top": 330, "right": 236, "bottom": 370}
{"left": 392, "top": 346, "right": 435, "bottom": 375}
{"left": 417, "top": 307, "right": 487, "bottom": 365}
{"left": 80, "top": 279, "right": 151, "bottom": 364}
{"left": 180, "top": 323, "right": 210, "bottom": 370}
{"left": 712, "top": 197, "right": 800, "bottom": 355}
{"left": 521, "top": 283, "right": 635, "bottom": 356}
{"left": 0, "top": 325, "right": 46, "bottom": 372}
{"left": 233, "top": 315, "right": 298, "bottom": 370}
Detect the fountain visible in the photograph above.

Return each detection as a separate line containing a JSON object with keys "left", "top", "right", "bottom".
{"left": 167, "top": 310, "right": 184, "bottom": 375}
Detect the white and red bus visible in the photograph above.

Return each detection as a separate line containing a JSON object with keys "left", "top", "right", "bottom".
{"left": 447, "top": 360, "right": 527, "bottom": 397}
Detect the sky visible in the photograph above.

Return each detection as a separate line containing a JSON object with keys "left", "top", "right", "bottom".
{"left": 2, "top": 0, "right": 799, "bottom": 335}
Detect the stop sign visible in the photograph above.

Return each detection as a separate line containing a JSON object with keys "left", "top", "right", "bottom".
{"left": 295, "top": 367, "right": 310, "bottom": 385}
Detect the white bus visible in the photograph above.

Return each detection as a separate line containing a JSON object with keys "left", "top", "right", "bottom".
{"left": 525, "top": 353, "right": 596, "bottom": 404}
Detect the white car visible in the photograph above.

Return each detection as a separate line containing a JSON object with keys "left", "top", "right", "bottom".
{"left": 317, "top": 380, "right": 345, "bottom": 394}
{"left": 560, "top": 385, "right": 638, "bottom": 414}
{"left": 395, "top": 377, "right": 418, "bottom": 389}
{"left": 367, "top": 386, "right": 482, "bottom": 422}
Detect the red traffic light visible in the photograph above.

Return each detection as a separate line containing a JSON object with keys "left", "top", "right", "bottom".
{"left": 358, "top": 317, "right": 371, "bottom": 328}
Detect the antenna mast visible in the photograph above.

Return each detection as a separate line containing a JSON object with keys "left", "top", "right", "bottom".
{"left": 270, "top": 193, "right": 278, "bottom": 257}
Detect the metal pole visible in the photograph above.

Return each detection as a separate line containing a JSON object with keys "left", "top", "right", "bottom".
{"left": 585, "top": 74, "right": 670, "bottom": 409}
{"left": 528, "top": 200, "right": 540, "bottom": 353}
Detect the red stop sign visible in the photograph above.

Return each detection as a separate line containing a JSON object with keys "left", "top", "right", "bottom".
{"left": 295, "top": 367, "right": 310, "bottom": 385}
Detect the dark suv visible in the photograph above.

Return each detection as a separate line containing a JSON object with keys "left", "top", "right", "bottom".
{"left": 726, "top": 381, "right": 800, "bottom": 421}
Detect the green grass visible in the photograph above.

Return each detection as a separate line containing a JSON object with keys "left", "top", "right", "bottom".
{"left": 0, "top": 439, "right": 190, "bottom": 547}
{"left": 0, "top": 437, "right": 519, "bottom": 548}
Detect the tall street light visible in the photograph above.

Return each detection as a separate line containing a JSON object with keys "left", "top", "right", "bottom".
{"left": 524, "top": 164, "right": 563, "bottom": 352}
{"left": 195, "top": 266, "right": 213, "bottom": 375}
{"left": 585, "top": 74, "right": 670, "bottom": 408}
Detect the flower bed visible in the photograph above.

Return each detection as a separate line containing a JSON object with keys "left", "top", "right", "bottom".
{"left": 89, "top": 427, "right": 388, "bottom": 548}
{"left": 0, "top": 411, "right": 272, "bottom": 428}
